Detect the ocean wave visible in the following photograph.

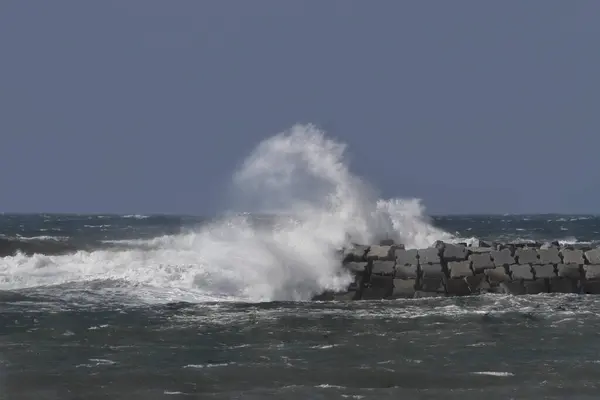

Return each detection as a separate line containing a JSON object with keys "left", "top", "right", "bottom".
{"left": 0, "top": 237, "right": 84, "bottom": 257}
{"left": 0, "top": 124, "right": 454, "bottom": 303}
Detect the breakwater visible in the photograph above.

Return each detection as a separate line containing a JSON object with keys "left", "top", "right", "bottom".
{"left": 314, "top": 240, "right": 600, "bottom": 300}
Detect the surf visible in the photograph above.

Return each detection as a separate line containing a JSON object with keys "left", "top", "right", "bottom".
{"left": 0, "top": 124, "right": 454, "bottom": 303}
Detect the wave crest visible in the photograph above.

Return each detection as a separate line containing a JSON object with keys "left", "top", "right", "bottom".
{"left": 0, "top": 124, "right": 453, "bottom": 302}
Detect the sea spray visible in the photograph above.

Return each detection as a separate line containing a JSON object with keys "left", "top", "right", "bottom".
{"left": 0, "top": 124, "right": 453, "bottom": 302}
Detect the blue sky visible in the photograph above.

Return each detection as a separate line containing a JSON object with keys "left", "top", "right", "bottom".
{"left": 1, "top": 1, "right": 599, "bottom": 215}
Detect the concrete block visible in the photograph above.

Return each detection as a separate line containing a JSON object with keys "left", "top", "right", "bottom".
{"left": 371, "top": 260, "right": 395, "bottom": 276}
{"left": 485, "top": 266, "right": 510, "bottom": 283}
{"left": 312, "top": 291, "right": 336, "bottom": 301}
{"left": 557, "top": 264, "right": 581, "bottom": 279}
{"left": 510, "top": 264, "right": 534, "bottom": 280}
{"left": 333, "top": 291, "right": 360, "bottom": 301}
{"left": 538, "top": 248, "right": 561, "bottom": 264}
{"left": 362, "top": 275, "right": 393, "bottom": 299}
{"left": 390, "top": 279, "right": 416, "bottom": 298}
{"left": 468, "top": 247, "right": 494, "bottom": 254}
{"left": 561, "top": 249, "right": 584, "bottom": 265}
{"left": 533, "top": 264, "right": 556, "bottom": 279}
{"left": 499, "top": 281, "right": 526, "bottom": 295}
{"left": 343, "top": 245, "right": 369, "bottom": 262}
{"left": 420, "top": 277, "right": 445, "bottom": 293}
{"left": 469, "top": 239, "right": 495, "bottom": 248}
{"left": 583, "top": 265, "right": 600, "bottom": 280}
{"left": 585, "top": 249, "right": 600, "bottom": 264}
{"left": 491, "top": 249, "right": 515, "bottom": 267}
{"left": 549, "top": 278, "right": 578, "bottom": 293}
{"left": 418, "top": 248, "right": 441, "bottom": 264}
{"left": 581, "top": 280, "right": 600, "bottom": 294}
{"left": 367, "top": 245, "right": 395, "bottom": 261}
{"left": 420, "top": 263, "right": 445, "bottom": 279}
{"left": 469, "top": 253, "right": 494, "bottom": 273}
{"left": 524, "top": 279, "right": 549, "bottom": 294}
{"left": 442, "top": 244, "right": 468, "bottom": 261}
{"left": 515, "top": 248, "right": 540, "bottom": 265}
{"left": 443, "top": 277, "right": 471, "bottom": 296}
{"left": 413, "top": 291, "right": 444, "bottom": 298}
{"left": 465, "top": 274, "right": 491, "bottom": 293}
{"left": 448, "top": 260, "right": 473, "bottom": 278}
{"left": 344, "top": 262, "right": 368, "bottom": 275}
{"left": 395, "top": 249, "right": 418, "bottom": 266}
{"left": 395, "top": 264, "right": 418, "bottom": 280}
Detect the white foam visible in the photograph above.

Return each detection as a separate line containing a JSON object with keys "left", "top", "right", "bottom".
{"left": 470, "top": 371, "right": 514, "bottom": 377}
{"left": 0, "top": 124, "right": 454, "bottom": 303}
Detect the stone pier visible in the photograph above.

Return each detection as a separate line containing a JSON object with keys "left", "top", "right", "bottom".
{"left": 313, "top": 240, "right": 600, "bottom": 300}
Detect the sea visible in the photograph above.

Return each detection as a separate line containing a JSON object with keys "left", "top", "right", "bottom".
{"left": 2, "top": 125, "right": 600, "bottom": 399}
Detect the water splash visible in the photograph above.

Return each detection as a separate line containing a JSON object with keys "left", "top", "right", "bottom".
{"left": 0, "top": 124, "right": 453, "bottom": 302}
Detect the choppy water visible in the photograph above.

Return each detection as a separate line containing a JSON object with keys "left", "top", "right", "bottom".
{"left": 2, "top": 125, "right": 600, "bottom": 398}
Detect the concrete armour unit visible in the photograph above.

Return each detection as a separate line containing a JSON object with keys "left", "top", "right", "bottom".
{"left": 510, "top": 264, "right": 534, "bottom": 280}
{"left": 561, "top": 249, "right": 584, "bottom": 265}
{"left": 419, "top": 248, "right": 441, "bottom": 265}
{"left": 533, "top": 264, "right": 557, "bottom": 279}
{"left": 538, "top": 248, "right": 561, "bottom": 264}
{"left": 330, "top": 240, "right": 600, "bottom": 301}
{"left": 448, "top": 261, "right": 473, "bottom": 278}
{"left": 586, "top": 249, "right": 600, "bottom": 264}
{"left": 515, "top": 248, "right": 540, "bottom": 265}
{"left": 367, "top": 245, "right": 396, "bottom": 261}
{"left": 491, "top": 249, "right": 515, "bottom": 267}
{"left": 470, "top": 253, "right": 494, "bottom": 273}
{"left": 442, "top": 244, "right": 468, "bottom": 261}
{"left": 371, "top": 260, "right": 395, "bottom": 276}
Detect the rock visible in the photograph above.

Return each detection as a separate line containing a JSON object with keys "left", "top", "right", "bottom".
{"left": 532, "top": 264, "right": 556, "bottom": 279}
{"left": 448, "top": 260, "right": 473, "bottom": 278}
{"left": 510, "top": 264, "right": 534, "bottom": 280}
{"left": 379, "top": 238, "right": 397, "bottom": 246}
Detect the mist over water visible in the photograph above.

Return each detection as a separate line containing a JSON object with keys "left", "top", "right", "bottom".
{"left": 0, "top": 124, "right": 452, "bottom": 303}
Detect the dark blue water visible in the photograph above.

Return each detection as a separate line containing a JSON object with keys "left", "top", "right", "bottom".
{"left": 2, "top": 214, "right": 600, "bottom": 399}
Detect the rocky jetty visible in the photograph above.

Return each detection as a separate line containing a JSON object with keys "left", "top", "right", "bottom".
{"left": 314, "top": 240, "right": 600, "bottom": 300}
